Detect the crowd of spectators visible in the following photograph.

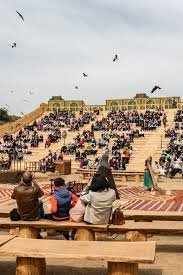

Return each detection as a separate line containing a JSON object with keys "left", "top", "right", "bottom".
{"left": 91, "top": 110, "right": 165, "bottom": 132}
{"left": 157, "top": 109, "right": 183, "bottom": 178}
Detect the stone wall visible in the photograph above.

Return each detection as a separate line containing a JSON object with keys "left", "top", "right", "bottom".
{"left": 0, "top": 103, "right": 48, "bottom": 138}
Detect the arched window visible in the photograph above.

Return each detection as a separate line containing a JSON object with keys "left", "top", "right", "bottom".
{"left": 128, "top": 100, "right": 136, "bottom": 110}
{"left": 146, "top": 99, "right": 155, "bottom": 109}
{"left": 165, "top": 99, "right": 173, "bottom": 109}
{"left": 52, "top": 103, "right": 60, "bottom": 111}
{"left": 70, "top": 102, "right": 78, "bottom": 111}
{"left": 110, "top": 102, "right": 118, "bottom": 111}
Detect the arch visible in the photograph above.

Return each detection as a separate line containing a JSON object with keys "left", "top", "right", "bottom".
{"left": 110, "top": 102, "right": 118, "bottom": 111}
{"left": 146, "top": 99, "right": 155, "bottom": 109}
{"left": 165, "top": 99, "right": 173, "bottom": 109}
{"left": 128, "top": 100, "right": 136, "bottom": 110}
{"left": 52, "top": 103, "right": 61, "bottom": 111}
{"left": 70, "top": 102, "right": 78, "bottom": 111}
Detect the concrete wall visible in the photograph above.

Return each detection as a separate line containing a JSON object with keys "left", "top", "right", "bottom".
{"left": 0, "top": 103, "right": 48, "bottom": 138}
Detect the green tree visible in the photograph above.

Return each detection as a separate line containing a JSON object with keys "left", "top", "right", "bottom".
{"left": 0, "top": 108, "right": 10, "bottom": 121}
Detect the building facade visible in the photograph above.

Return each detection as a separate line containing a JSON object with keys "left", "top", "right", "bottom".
{"left": 48, "top": 94, "right": 182, "bottom": 112}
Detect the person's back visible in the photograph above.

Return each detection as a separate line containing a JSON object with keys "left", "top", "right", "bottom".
{"left": 80, "top": 175, "right": 116, "bottom": 224}
{"left": 11, "top": 171, "right": 44, "bottom": 220}
{"left": 49, "top": 178, "right": 78, "bottom": 221}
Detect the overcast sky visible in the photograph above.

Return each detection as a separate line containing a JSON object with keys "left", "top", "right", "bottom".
{"left": 0, "top": 0, "right": 183, "bottom": 115}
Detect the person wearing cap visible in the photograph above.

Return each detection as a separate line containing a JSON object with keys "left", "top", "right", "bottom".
{"left": 11, "top": 171, "right": 44, "bottom": 221}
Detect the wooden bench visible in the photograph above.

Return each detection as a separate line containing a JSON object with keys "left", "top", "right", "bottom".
{"left": 0, "top": 219, "right": 108, "bottom": 241}
{"left": 2, "top": 218, "right": 183, "bottom": 242}
{"left": 76, "top": 168, "right": 144, "bottom": 182}
{"left": 124, "top": 210, "right": 183, "bottom": 222}
{"left": 0, "top": 237, "right": 156, "bottom": 275}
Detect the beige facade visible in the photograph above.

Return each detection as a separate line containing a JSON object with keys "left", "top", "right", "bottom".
{"left": 48, "top": 96, "right": 84, "bottom": 112}
{"left": 48, "top": 94, "right": 182, "bottom": 112}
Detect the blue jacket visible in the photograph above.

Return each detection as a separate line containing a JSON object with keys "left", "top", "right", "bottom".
{"left": 52, "top": 187, "right": 71, "bottom": 219}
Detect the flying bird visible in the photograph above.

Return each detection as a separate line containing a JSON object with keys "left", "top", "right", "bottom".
{"left": 9, "top": 42, "right": 16, "bottom": 48}
{"left": 83, "top": 73, "right": 88, "bottom": 77}
{"left": 29, "top": 91, "right": 34, "bottom": 95}
{"left": 75, "top": 86, "right": 79, "bottom": 90}
{"left": 10, "top": 91, "right": 14, "bottom": 93}
{"left": 20, "top": 112, "right": 24, "bottom": 115}
{"left": 16, "top": 10, "right": 24, "bottom": 21}
{"left": 151, "top": 85, "right": 161, "bottom": 94}
{"left": 113, "top": 54, "right": 118, "bottom": 62}
{"left": 23, "top": 99, "right": 29, "bottom": 102}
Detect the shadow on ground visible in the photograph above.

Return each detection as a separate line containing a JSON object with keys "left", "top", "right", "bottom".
{"left": 0, "top": 262, "right": 162, "bottom": 275}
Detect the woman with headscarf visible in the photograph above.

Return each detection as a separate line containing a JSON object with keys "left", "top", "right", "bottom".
{"left": 96, "top": 154, "right": 120, "bottom": 199}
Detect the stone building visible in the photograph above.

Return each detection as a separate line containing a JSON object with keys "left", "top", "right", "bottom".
{"left": 48, "top": 94, "right": 182, "bottom": 112}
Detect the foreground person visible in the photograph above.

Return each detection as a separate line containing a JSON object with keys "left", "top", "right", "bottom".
{"left": 46, "top": 178, "right": 78, "bottom": 221}
{"left": 80, "top": 174, "right": 116, "bottom": 224}
{"left": 11, "top": 171, "right": 44, "bottom": 221}
{"left": 97, "top": 154, "right": 120, "bottom": 199}
{"left": 45, "top": 177, "right": 78, "bottom": 240}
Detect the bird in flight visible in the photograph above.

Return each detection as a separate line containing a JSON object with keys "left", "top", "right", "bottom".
{"left": 16, "top": 11, "right": 24, "bottom": 21}
{"left": 83, "top": 73, "right": 88, "bottom": 77}
{"left": 75, "top": 86, "right": 79, "bottom": 90}
{"left": 151, "top": 85, "right": 161, "bottom": 94}
{"left": 23, "top": 99, "right": 29, "bottom": 102}
{"left": 9, "top": 42, "right": 16, "bottom": 48}
{"left": 113, "top": 54, "right": 118, "bottom": 62}
{"left": 20, "top": 112, "right": 24, "bottom": 115}
{"left": 10, "top": 90, "right": 14, "bottom": 93}
{"left": 29, "top": 91, "right": 34, "bottom": 95}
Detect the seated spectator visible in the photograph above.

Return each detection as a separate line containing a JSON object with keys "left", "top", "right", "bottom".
{"left": 170, "top": 157, "right": 183, "bottom": 178}
{"left": 80, "top": 174, "right": 116, "bottom": 224}
{"left": 46, "top": 178, "right": 78, "bottom": 221}
{"left": 11, "top": 171, "right": 44, "bottom": 221}
{"left": 97, "top": 154, "right": 120, "bottom": 199}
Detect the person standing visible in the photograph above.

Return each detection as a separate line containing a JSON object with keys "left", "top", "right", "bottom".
{"left": 97, "top": 154, "right": 120, "bottom": 199}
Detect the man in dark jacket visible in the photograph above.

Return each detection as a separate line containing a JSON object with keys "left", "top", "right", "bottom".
{"left": 11, "top": 171, "right": 44, "bottom": 221}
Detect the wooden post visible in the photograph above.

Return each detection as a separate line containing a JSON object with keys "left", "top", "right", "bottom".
{"left": 121, "top": 175, "right": 126, "bottom": 183}
{"left": 125, "top": 231, "right": 147, "bottom": 242}
{"left": 135, "top": 175, "right": 140, "bottom": 183}
{"left": 108, "top": 262, "right": 138, "bottom": 275}
{"left": 76, "top": 229, "right": 95, "bottom": 241}
{"left": 16, "top": 227, "right": 46, "bottom": 275}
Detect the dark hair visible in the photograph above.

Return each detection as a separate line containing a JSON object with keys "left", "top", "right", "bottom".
{"left": 54, "top": 178, "right": 65, "bottom": 187}
{"left": 89, "top": 174, "right": 110, "bottom": 192}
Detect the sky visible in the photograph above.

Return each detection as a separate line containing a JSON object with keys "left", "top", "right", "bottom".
{"left": 0, "top": 0, "right": 183, "bottom": 115}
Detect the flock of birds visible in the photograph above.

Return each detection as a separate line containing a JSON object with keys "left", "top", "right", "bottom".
{"left": 4, "top": 10, "right": 162, "bottom": 117}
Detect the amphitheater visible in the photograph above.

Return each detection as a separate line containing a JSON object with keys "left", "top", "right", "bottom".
{"left": 0, "top": 94, "right": 183, "bottom": 275}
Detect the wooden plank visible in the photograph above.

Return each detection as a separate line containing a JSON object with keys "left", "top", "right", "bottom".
{"left": 0, "top": 218, "right": 108, "bottom": 231}
{"left": 123, "top": 210, "right": 183, "bottom": 221}
{"left": 0, "top": 235, "right": 16, "bottom": 247}
{"left": 0, "top": 238, "right": 156, "bottom": 264}
{"left": 108, "top": 220, "right": 183, "bottom": 234}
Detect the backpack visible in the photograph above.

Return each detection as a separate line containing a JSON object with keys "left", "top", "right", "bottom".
{"left": 111, "top": 208, "right": 125, "bottom": 225}
{"left": 9, "top": 208, "right": 21, "bottom": 221}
